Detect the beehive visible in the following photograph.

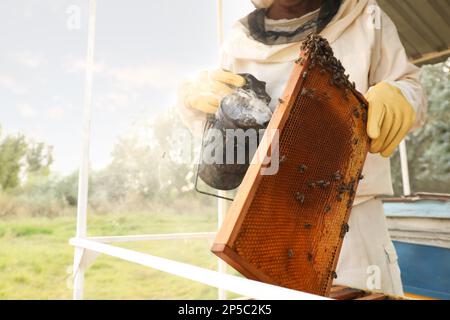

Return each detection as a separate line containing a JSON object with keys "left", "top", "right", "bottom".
{"left": 211, "top": 34, "right": 370, "bottom": 297}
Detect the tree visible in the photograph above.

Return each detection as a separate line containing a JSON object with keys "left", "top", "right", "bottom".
{"left": 88, "top": 108, "right": 201, "bottom": 209}
{"left": 391, "top": 59, "right": 450, "bottom": 194}
{"left": 92, "top": 128, "right": 160, "bottom": 204}
{"left": 151, "top": 109, "right": 197, "bottom": 195}
{"left": 0, "top": 133, "right": 27, "bottom": 190}
{"left": 55, "top": 171, "right": 79, "bottom": 206}
{"left": 26, "top": 142, "right": 53, "bottom": 175}
{"left": 0, "top": 126, "right": 54, "bottom": 191}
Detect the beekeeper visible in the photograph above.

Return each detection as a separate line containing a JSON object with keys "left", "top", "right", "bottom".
{"left": 177, "top": 0, "right": 427, "bottom": 296}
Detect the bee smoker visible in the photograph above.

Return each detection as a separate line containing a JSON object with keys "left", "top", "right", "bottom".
{"left": 195, "top": 74, "right": 272, "bottom": 198}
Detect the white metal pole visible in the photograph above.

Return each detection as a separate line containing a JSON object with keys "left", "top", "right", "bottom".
{"left": 89, "top": 232, "right": 216, "bottom": 243}
{"left": 217, "top": 191, "right": 229, "bottom": 300}
{"left": 70, "top": 238, "right": 330, "bottom": 300}
{"left": 216, "top": 0, "right": 228, "bottom": 301}
{"left": 399, "top": 140, "right": 412, "bottom": 197}
{"left": 73, "top": 0, "right": 97, "bottom": 300}
{"left": 216, "top": 0, "right": 224, "bottom": 46}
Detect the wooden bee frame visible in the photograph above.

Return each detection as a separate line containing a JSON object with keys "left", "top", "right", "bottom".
{"left": 211, "top": 34, "right": 370, "bottom": 297}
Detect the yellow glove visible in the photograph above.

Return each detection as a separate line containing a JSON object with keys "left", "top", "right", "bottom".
{"left": 365, "top": 82, "right": 416, "bottom": 158}
{"left": 183, "top": 70, "right": 246, "bottom": 114}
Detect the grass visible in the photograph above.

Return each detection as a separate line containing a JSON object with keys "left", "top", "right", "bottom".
{"left": 11, "top": 226, "right": 53, "bottom": 237}
{"left": 0, "top": 209, "right": 241, "bottom": 300}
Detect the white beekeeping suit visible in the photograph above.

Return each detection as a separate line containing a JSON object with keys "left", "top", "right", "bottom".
{"left": 178, "top": 0, "right": 427, "bottom": 296}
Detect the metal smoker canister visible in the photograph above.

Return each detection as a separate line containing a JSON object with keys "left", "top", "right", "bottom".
{"left": 198, "top": 74, "right": 272, "bottom": 191}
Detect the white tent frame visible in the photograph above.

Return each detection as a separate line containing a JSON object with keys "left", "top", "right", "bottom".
{"left": 70, "top": 0, "right": 412, "bottom": 300}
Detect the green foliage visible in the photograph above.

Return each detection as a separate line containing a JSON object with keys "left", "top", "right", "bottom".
{"left": 87, "top": 108, "right": 214, "bottom": 213}
{"left": 0, "top": 128, "right": 54, "bottom": 191}
{"left": 26, "top": 142, "right": 53, "bottom": 176}
{"left": 11, "top": 225, "right": 53, "bottom": 237}
{"left": 55, "top": 171, "right": 79, "bottom": 207}
{"left": 0, "top": 107, "right": 214, "bottom": 217}
{"left": 0, "top": 133, "right": 27, "bottom": 190}
{"left": 391, "top": 59, "right": 450, "bottom": 194}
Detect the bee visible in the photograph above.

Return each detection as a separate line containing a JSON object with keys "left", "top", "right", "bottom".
{"left": 287, "top": 249, "right": 294, "bottom": 258}
{"left": 343, "top": 89, "right": 350, "bottom": 101}
{"left": 362, "top": 112, "right": 368, "bottom": 122}
{"left": 347, "top": 199, "right": 353, "bottom": 208}
{"left": 332, "top": 171, "right": 342, "bottom": 181}
{"left": 341, "top": 223, "right": 350, "bottom": 236}
{"left": 299, "top": 164, "right": 308, "bottom": 173}
{"left": 295, "top": 192, "right": 305, "bottom": 205}
{"left": 337, "top": 183, "right": 348, "bottom": 193}
{"left": 301, "top": 88, "right": 315, "bottom": 99}
{"left": 295, "top": 57, "right": 304, "bottom": 65}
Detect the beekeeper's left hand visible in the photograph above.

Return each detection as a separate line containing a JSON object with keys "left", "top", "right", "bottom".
{"left": 365, "top": 82, "right": 416, "bottom": 158}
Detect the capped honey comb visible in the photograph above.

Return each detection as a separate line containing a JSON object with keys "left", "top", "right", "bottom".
{"left": 211, "top": 34, "right": 370, "bottom": 297}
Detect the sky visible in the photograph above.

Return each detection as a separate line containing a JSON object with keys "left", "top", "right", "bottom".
{"left": 0, "top": 0, "right": 254, "bottom": 174}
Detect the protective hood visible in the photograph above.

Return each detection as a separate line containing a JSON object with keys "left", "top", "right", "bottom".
{"left": 223, "top": 0, "right": 370, "bottom": 63}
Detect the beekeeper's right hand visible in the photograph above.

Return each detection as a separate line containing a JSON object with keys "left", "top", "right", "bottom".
{"left": 182, "top": 70, "right": 246, "bottom": 114}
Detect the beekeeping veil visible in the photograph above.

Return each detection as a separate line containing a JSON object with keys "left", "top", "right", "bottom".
{"left": 245, "top": 0, "right": 343, "bottom": 45}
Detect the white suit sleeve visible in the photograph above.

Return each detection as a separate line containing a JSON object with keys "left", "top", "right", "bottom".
{"left": 368, "top": 9, "right": 428, "bottom": 130}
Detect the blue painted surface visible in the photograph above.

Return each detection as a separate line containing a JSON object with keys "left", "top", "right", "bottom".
{"left": 384, "top": 200, "right": 450, "bottom": 218}
{"left": 393, "top": 241, "right": 450, "bottom": 300}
